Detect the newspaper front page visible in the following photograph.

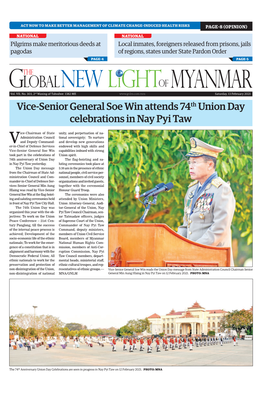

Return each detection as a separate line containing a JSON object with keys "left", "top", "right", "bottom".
{"left": 4, "top": 5, "right": 262, "bottom": 391}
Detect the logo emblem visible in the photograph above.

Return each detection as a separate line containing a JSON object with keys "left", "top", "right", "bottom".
{"left": 116, "top": 70, "right": 123, "bottom": 77}
{"left": 190, "top": 138, "right": 197, "bottom": 148}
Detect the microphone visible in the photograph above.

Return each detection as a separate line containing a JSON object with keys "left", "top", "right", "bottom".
{"left": 148, "top": 182, "right": 174, "bottom": 197}
{"left": 139, "top": 183, "right": 165, "bottom": 198}
{"left": 134, "top": 185, "right": 140, "bottom": 199}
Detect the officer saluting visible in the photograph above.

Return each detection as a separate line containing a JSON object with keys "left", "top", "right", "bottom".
{"left": 178, "top": 137, "right": 236, "bottom": 265}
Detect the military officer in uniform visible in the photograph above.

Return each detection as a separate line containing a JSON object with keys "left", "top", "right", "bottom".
{"left": 178, "top": 137, "right": 236, "bottom": 266}
{"left": 147, "top": 337, "right": 152, "bottom": 353}
{"left": 139, "top": 337, "right": 144, "bottom": 351}
{"left": 112, "top": 337, "right": 117, "bottom": 351}
{"left": 155, "top": 337, "right": 161, "bottom": 352}
{"left": 189, "top": 337, "right": 193, "bottom": 351}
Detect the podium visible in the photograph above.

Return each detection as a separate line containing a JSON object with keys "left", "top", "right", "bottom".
{"left": 108, "top": 223, "right": 231, "bottom": 267}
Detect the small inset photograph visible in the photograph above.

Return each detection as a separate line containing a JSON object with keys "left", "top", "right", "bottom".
{"left": 9, "top": 279, "right": 253, "bottom": 367}
{"left": 108, "top": 130, "right": 252, "bottom": 267}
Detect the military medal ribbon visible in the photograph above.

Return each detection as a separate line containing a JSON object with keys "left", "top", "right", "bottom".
{"left": 190, "top": 171, "right": 218, "bottom": 215}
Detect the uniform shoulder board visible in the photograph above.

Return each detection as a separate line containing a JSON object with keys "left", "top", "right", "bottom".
{"left": 212, "top": 178, "right": 224, "bottom": 188}
{"left": 188, "top": 180, "right": 198, "bottom": 188}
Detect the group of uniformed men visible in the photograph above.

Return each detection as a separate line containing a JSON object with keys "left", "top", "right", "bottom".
{"left": 113, "top": 336, "right": 236, "bottom": 353}
{"left": 10, "top": 334, "right": 238, "bottom": 354}
{"left": 9, "top": 336, "right": 56, "bottom": 351}
{"left": 10, "top": 335, "right": 119, "bottom": 351}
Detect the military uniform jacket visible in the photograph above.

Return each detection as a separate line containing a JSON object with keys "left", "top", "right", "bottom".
{"left": 178, "top": 177, "right": 236, "bottom": 263}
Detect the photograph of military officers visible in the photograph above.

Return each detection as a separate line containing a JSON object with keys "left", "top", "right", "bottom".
{"left": 177, "top": 137, "right": 236, "bottom": 265}
{"left": 108, "top": 130, "right": 252, "bottom": 267}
